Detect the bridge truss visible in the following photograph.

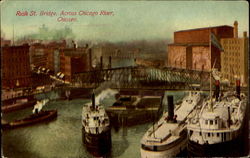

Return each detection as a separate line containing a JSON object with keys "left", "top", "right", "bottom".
{"left": 72, "top": 66, "right": 211, "bottom": 90}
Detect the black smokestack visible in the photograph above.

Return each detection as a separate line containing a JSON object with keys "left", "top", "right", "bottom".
{"left": 215, "top": 80, "right": 220, "bottom": 101}
{"left": 92, "top": 93, "right": 95, "bottom": 109}
{"left": 167, "top": 95, "right": 174, "bottom": 122}
{"left": 236, "top": 79, "right": 241, "bottom": 99}
{"left": 228, "top": 106, "right": 231, "bottom": 128}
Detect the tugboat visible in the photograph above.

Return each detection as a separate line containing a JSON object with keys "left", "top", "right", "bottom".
{"left": 2, "top": 96, "right": 37, "bottom": 113}
{"left": 2, "top": 99, "right": 57, "bottom": 129}
{"left": 140, "top": 91, "right": 202, "bottom": 158}
{"left": 187, "top": 78, "right": 247, "bottom": 157}
{"left": 82, "top": 93, "right": 111, "bottom": 157}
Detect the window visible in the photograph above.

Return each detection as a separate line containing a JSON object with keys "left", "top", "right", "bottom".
{"left": 215, "top": 120, "right": 217, "bottom": 124}
{"left": 208, "top": 133, "right": 210, "bottom": 137}
{"left": 210, "top": 120, "right": 213, "bottom": 125}
{"left": 199, "top": 132, "right": 202, "bottom": 136}
{"left": 217, "top": 133, "right": 219, "bottom": 137}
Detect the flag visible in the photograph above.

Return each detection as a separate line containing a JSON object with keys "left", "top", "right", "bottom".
{"left": 210, "top": 33, "right": 224, "bottom": 52}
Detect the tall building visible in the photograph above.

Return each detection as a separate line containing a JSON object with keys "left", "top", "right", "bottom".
{"left": 221, "top": 22, "right": 248, "bottom": 86}
{"left": 30, "top": 43, "right": 47, "bottom": 68}
{"left": 1, "top": 44, "right": 32, "bottom": 89}
{"left": 167, "top": 24, "right": 234, "bottom": 71}
{"left": 60, "top": 47, "right": 91, "bottom": 82}
{"left": 46, "top": 40, "right": 66, "bottom": 72}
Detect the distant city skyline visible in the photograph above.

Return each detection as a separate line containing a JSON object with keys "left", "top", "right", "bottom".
{"left": 1, "top": 1, "right": 249, "bottom": 42}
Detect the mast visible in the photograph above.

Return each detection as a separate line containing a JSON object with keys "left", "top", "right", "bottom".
{"left": 12, "top": 24, "right": 15, "bottom": 46}
{"left": 209, "top": 30, "right": 213, "bottom": 112}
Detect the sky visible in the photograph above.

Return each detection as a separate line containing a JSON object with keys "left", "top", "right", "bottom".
{"left": 1, "top": 0, "right": 249, "bottom": 42}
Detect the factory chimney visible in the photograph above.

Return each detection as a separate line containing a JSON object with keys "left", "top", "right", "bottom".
{"left": 234, "top": 21, "right": 238, "bottom": 38}
{"left": 88, "top": 47, "right": 92, "bottom": 71}
{"left": 108, "top": 56, "right": 112, "bottom": 69}
{"left": 243, "top": 31, "right": 247, "bottom": 38}
{"left": 100, "top": 56, "right": 103, "bottom": 70}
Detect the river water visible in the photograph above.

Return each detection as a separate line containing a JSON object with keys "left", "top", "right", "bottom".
{"left": 2, "top": 91, "right": 248, "bottom": 158}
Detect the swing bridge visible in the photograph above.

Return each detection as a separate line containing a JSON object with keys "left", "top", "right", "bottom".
{"left": 72, "top": 66, "right": 213, "bottom": 90}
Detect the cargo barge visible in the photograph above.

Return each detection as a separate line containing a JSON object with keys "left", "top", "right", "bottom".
{"left": 106, "top": 95, "right": 163, "bottom": 127}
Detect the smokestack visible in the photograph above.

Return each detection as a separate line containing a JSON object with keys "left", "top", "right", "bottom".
{"left": 92, "top": 93, "right": 95, "bottom": 109}
{"left": 243, "top": 31, "right": 247, "bottom": 38}
{"left": 100, "top": 56, "right": 103, "bottom": 70}
{"left": 215, "top": 80, "right": 220, "bottom": 101}
{"left": 236, "top": 79, "right": 241, "bottom": 99}
{"left": 234, "top": 21, "right": 238, "bottom": 38}
{"left": 108, "top": 56, "right": 112, "bottom": 69}
{"left": 88, "top": 48, "right": 92, "bottom": 71}
{"left": 167, "top": 95, "right": 174, "bottom": 122}
{"left": 228, "top": 106, "right": 231, "bottom": 128}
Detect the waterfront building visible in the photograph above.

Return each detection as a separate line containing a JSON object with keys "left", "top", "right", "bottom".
{"left": 1, "top": 37, "right": 11, "bottom": 46}
{"left": 60, "top": 47, "right": 91, "bottom": 82}
{"left": 167, "top": 23, "right": 234, "bottom": 71}
{"left": 1, "top": 44, "right": 32, "bottom": 89}
{"left": 220, "top": 22, "right": 248, "bottom": 86}
{"left": 46, "top": 40, "right": 66, "bottom": 73}
{"left": 30, "top": 43, "right": 47, "bottom": 68}
{"left": 30, "top": 40, "right": 66, "bottom": 72}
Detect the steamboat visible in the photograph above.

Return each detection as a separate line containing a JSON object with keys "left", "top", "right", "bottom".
{"left": 140, "top": 91, "right": 202, "bottom": 158}
{"left": 82, "top": 93, "right": 111, "bottom": 156}
{"left": 2, "top": 99, "right": 57, "bottom": 129}
{"left": 187, "top": 79, "right": 247, "bottom": 157}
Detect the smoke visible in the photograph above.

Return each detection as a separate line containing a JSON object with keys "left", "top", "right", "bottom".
{"left": 32, "top": 99, "right": 49, "bottom": 113}
{"left": 95, "top": 88, "right": 118, "bottom": 105}
{"left": 93, "top": 81, "right": 119, "bottom": 105}
{"left": 17, "top": 24, "right": 75, "bottom": 42}
{"left": 84, "top": 82, "right": 119, "bottom": 107}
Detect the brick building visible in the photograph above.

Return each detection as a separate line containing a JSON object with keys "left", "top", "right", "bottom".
{"left": 30, "top": 40, "right": 66, "bottom": 72}
{"left": 1, "top": 44, "right": 32, "bottom": 89}
{"left": 60, "top": 47, "right": 91, "bottom": 82}
{"left": 1, "top": 38, "right": 11, "bottom": 46}
{"left": 30, "top": 43, "right": 47, "bottom": 68}
{"left": 221, "top": 22, "right": 248, "bottom": 85}
{"left": 167, "top": 24, "right": 234, "bottom": 71}
{"left": 46, "top": 40, "right": 66, "bottom": 73}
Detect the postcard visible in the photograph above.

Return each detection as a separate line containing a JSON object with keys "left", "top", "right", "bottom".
{"left": 1, "top": 0, "right": 249, "bottom": 158}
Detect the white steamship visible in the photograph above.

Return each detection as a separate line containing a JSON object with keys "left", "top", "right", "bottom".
{"left": 140, "top": 91, "right": 202, "bottom": 158}
{"left": 82, "top": 93, "right": 111, "bottom": 157}
{"left": 187, "top": 78, "right": 247, "bottom": 156}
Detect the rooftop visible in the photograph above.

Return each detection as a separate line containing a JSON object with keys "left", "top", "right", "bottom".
{"left": 168, "top": 43, "right": 209, "bottom": 46}
{"left": 175, "top": 25, "right": 233, "bottom": 33}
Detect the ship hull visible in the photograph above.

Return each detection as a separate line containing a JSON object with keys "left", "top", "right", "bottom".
{"left": 188, "top": 104, "right": 248, "bottom": 157}
{"left": 82, "top": 127, "right": 111, "bottom": 157}
{"left": 2, "top": 110, "right": 57, "bottom": 129}
{"left": 141, "top": 137, "right": 187, "bottom": 158}
{"left": 187, "top": 134, "right": 245, "bottom": 157}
